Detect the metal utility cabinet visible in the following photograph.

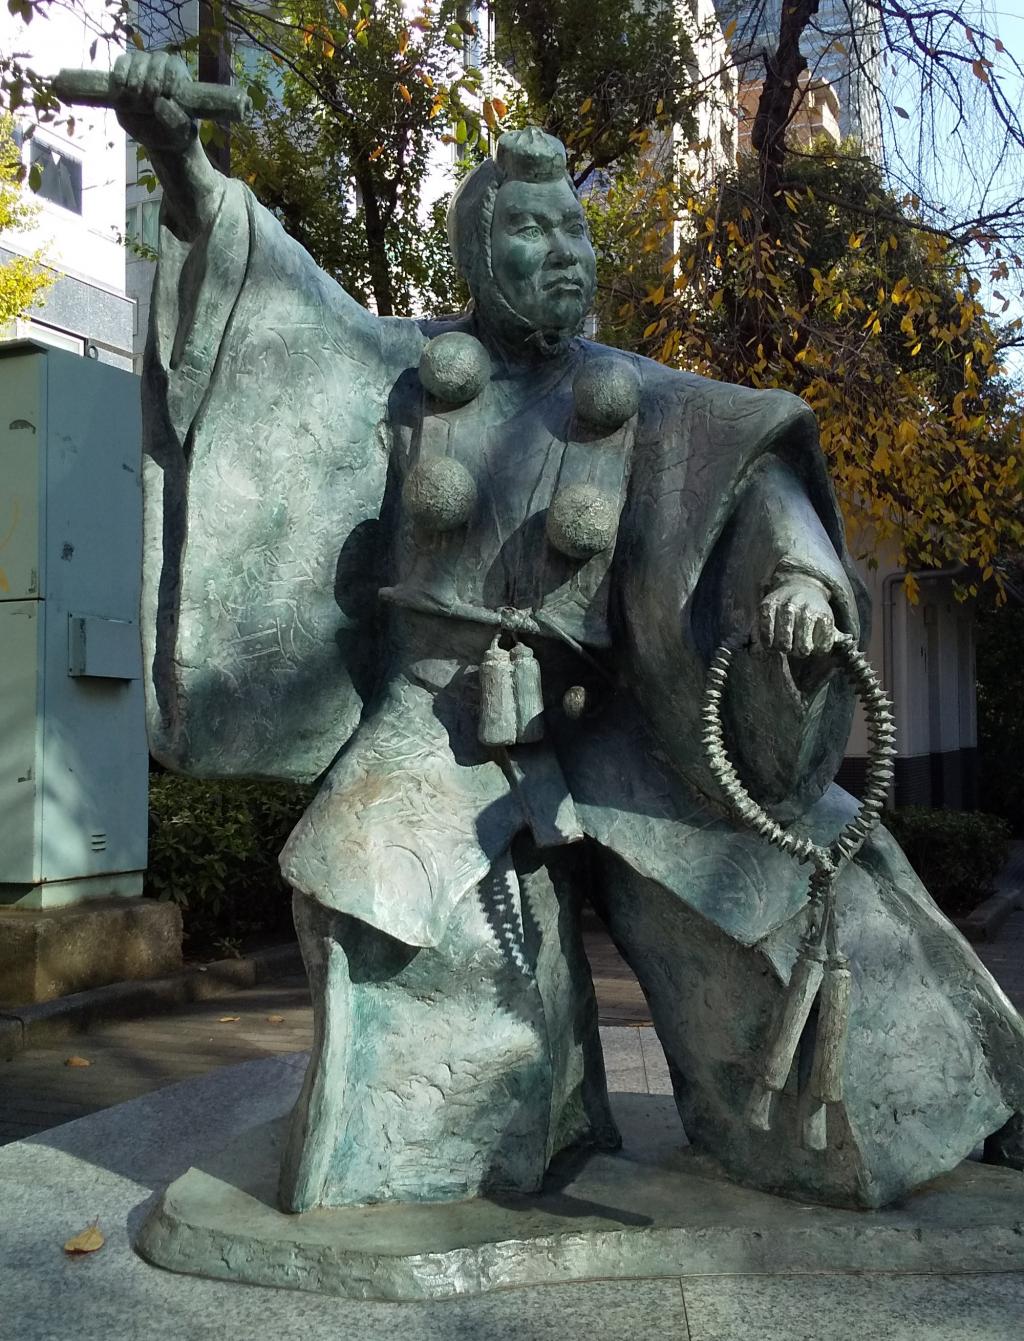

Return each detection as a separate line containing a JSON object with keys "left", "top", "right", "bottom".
{"left": 0, "top": 342, "right": 148, "bottom": 907}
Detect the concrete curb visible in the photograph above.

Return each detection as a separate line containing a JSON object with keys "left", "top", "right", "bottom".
{"left": 955, "top": 887, "right": 1024, "bottom": 943}
{"left": 0, "top": 942, "right": 303, "bottom": 1060}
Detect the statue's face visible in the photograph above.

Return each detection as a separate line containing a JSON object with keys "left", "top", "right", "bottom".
{"left": 490, "top": 177, "right": 596, "bottom": 336}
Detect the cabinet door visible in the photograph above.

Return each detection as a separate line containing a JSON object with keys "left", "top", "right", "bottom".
{"left": 0, "top": 601, "right": 43, "bottom": 885}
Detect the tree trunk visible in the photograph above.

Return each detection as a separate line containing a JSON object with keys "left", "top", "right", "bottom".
{"left": 354, "top": 166, "right": 395, "bottom": 317}
{"left": 198, "top": 0, "right": 232, "bottom": 176}
{"left": 750, "top": 0, "right": 820, "bottom": 207}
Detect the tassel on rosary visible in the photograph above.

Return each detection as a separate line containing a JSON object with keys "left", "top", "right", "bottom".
{"left": 808, "top": 954, "right": 852, "bottom": 1106}
{"left": 747, "top": 940, "right": 825, "bottom": 1132}
{"left": 748, "top": 938, "right": 854, "bottom": 1150}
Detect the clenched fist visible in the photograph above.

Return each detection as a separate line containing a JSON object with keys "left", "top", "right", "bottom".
{"left": 759, "top": 576, "right": 836, "bottom": 657}
{"left": 110, "top": 51, "right": 195, "bottom": 157}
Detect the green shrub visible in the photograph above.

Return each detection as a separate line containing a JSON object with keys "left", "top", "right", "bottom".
{"left": 884, "top": 806, "right": 1010, "bottom": 918}
{"left": 146, "top": 774, "right": 313, "bottom": 958}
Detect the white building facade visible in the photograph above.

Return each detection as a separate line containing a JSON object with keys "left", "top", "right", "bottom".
{"left": 840, "top": 552, "right": 978, "bottom": 810}
{"left": 0, "top": 3, "right": 133, "bottom": 367}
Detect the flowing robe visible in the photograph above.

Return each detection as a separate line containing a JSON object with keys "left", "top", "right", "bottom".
{"left": 143, "top": 180, "right": 1024, "bottom": 1212}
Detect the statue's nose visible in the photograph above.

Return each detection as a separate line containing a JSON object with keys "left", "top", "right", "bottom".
{"left": 548, "top": 235, "right": 576, "bottom": 265}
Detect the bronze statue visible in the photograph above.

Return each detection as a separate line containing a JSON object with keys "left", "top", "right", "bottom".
{"left": 64, "top": 54, "right": 1024, "bottom": 1221}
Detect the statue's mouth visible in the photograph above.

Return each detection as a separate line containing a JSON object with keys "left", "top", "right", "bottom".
{"left": 544, "top": 277, "right": 584, "bottom": 294}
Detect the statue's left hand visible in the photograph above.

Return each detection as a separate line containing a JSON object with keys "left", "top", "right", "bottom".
{"left": 759, "top": 577, "right": 836, "bottom": 657}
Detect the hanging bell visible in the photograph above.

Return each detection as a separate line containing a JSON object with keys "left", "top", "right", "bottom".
{"left": 512, "top": 643, "right": 544, "bottom": 743}
{"left": 478, "top": 637, "right": 517, "bottom": 747}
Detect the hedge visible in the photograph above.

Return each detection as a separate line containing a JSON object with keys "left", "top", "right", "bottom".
{"left": 145, "top": 774, "right": 313, "bottom": 958}
{"left": 883, "top": 806, "right": 1010, "bottom": 919}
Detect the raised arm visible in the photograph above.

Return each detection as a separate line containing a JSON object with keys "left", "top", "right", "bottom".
{"left": 100, "top": 53, "right": 416, "bottom": 782}
{"left": 109, "top": 52, "right": 226, "bottom": 240}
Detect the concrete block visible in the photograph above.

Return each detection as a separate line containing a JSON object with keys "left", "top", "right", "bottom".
{"left": 956, "top": 887, "right": 1024, "bottom": 942}
{"left": 0, "top": 897, "right": 182, "bottom": 1006}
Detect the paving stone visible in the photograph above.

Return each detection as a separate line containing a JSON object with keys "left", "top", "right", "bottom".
{"left": 681, "top": 1270, "right": 1024, "bottom": 1341}
{"left": 639, "top": 1028, "right": 673, "bottom": 1096}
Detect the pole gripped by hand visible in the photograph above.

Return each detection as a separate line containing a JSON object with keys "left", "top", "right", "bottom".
{"left": 52, "top": 66, "right": 251, "bottom": 123}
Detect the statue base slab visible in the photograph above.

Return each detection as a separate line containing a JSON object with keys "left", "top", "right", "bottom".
{"left": 136, "top": 1091, "right": 1024, "bottom": 1302}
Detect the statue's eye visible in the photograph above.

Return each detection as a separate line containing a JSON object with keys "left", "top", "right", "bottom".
{"left": 516, "top": 224, "right": 543, "bottom": 239}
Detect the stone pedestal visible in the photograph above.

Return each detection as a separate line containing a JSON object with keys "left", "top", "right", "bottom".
{"left": 0, "top": 896, "right": 182, "bottom": 1005}
{"left": 136, "top": 1086, "right": 1024, "bottom": 1302}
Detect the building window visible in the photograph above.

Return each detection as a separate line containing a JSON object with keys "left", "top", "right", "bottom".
{"left": 29, "top": 140, "right": 83, "bottom": 214}
{"left": 126, "top": 200, "right": 161, "bottom": 255}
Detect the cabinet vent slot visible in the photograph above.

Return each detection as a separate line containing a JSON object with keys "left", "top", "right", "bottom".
{"left": 90, "top": 833, "right": 107, "bottom": 852}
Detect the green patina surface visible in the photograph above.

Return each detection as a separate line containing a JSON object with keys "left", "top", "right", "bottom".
{"left": 72, "top": 55, "right": 1024, "bottom": 1261}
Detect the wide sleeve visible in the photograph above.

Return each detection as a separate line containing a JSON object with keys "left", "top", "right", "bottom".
{"left": 141, "top": 180, "right": 421, "bottom": 782}
{"left": 617, "top": 372, "right": 869, "bottom": 817}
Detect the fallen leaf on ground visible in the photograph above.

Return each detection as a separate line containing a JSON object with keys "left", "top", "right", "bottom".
{"left": 266, "top": 1015, "right": 284, "bottom": 1024}
{"left": 218, "top": 1016, "right": 241, "bottom": 1023}
{"left": 64, "top": 1224, "right": 104, "bottom": 1255}
{"left": 64, "top": 1056, "right": 91, "bottom": 1068}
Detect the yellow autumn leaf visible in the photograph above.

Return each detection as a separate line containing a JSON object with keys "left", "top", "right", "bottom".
{"left": 896, "top": 420, "right": 916, "bottom": 447}
{"left": 491, "top": 97, "right": 507, "bottom": 119}
{"left": 266, "top": 1014, "right": 285, "bottom": 1024}
{"left": 369, "top": 144, "right": 384, "bottom": 159}
{"left": 398, "top": 83, "right": 412, "bottom": 103}
{"left": 398, "top": 27, "right": 409, "bottom": 53}
{"left": 333, "top": 0, "right": 348, "bottom": 16}
{"left": 65, "top": 1056, "right": 91, "bottom": 1068}
{"left": 218, "top": 1016, "right": 241, "bottom": 1024}
{"left": 64, "top": 1224, "right": 104, "bottom": 1255}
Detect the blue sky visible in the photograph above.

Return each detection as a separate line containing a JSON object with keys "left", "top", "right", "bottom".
{"left": 885, "top": 5, "right": 1024, "bottom": 380}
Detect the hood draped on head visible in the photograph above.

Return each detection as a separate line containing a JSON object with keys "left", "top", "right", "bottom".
{"left": 446, "top": 128, "right": 595, "bottom": 358}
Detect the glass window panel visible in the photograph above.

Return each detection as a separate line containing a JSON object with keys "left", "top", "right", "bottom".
{"left": 141, "top": 200, "right": 161, "bottom": 252}
{"left": 29, "top": 140, "right": 83, "bottom": 213}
